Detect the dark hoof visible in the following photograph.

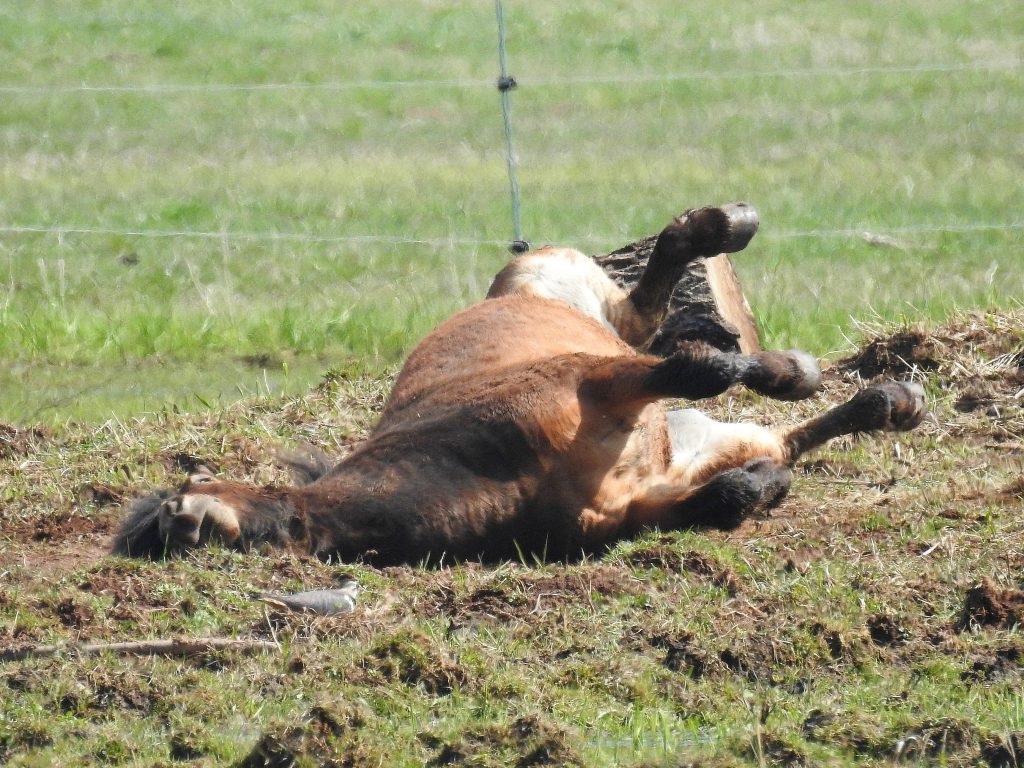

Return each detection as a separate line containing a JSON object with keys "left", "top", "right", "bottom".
{"left": 743, "top": 350, "right": 822, "bottom": 401}
{"left": 682, "top": 202, "right": 760, "bottom": 256}
{"left": 687, "top": 468, "right": 761, "bottom": 530}
{"left": 715, "top": 202, "right": 760, "bottom": 253}
{"left": 743, "top": 457, "right": 793, "bottom": 510}
{"left": 872, "top": 381, "right": 928, "bottom": 431}
{"left": 655, "top": 203, "right": 760, "bottom": 260}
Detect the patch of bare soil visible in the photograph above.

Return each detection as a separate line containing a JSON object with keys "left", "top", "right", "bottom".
{"left": 866, "top": 613, "right": 910, "bottom": 646}
{"left": 45, "top": 596, "right": 96, "bottom": 630}
{"left": 4, "top": 662, "right": 158, "bottom": 721}
{"left": 840, "top": 329, "right": 941, "bottom": 378}
{"left": 756, "top": 732, "right": 812, "bottom": 768}
{"left": 959, "top": 579, "right": 1024, "bottom": 631}
{"left": 837, "top": 313, "right": 1024, "bottom": 442}
{"left": 639, "top": 624, "right": 800, "bottom": 685}
{"left": 425, "top": 565, "right": 642, "bottom": 626}
{"left": 56, "top": 668, "right": 160, "bottom": 719}
{"left": 235, "top": 702, "right": 371, "bottom": 768}
{"left": 362, "top": 629, "right": 467, "bottom": 695}
{"left": 75, "top": 481, "right": 129, "bottom": 507}
{"left": 961, "top": 644, "right": 1023, "bottom": 683}
{"left": 617, "top": 537, "right": 741, "bottom": 594}
{"left": 981, "top": 732, "right": 1024, "bottom": 767}
{"left": 803, "top": 712, "right": 997, "bottom": 763}
{"left": 77, "top": 564, "right": 178, "bottom": 609}
{"left": 0, "top": 721, "right": 53, "bottom": 764}
{"left": 425, "top": 714, "right": 582, "bottom": 768}
{"left": 801, "top": 709, "right": 887, "bottom": 758}
{"left": 0, "top": 512, "right": 112, "bottom": 575}
{"left": 893, "top": 717, "right": 987, "bottom": 762}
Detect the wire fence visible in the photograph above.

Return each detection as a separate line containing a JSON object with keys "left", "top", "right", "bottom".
{"left": 1, "top": 54, "right": 1021, "bottom": 252}
{"left": 1, "top": 221, "right": 1022, "bottom": 249}
{"left": 2, "top": 6, "right": 1022, "bottom": 422}
{"left": 0, "top": 59, "right": 1018, "bottom": 94}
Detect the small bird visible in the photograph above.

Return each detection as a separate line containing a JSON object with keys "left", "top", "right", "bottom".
{"left": 257, "top": 578, "right": 361, "bottom": 616}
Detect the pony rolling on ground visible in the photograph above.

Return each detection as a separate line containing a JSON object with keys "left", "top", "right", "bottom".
{"left": 113, "top": 204, "right": 927, "bottom": 565}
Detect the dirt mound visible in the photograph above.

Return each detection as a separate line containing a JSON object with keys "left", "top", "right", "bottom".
{"left": 616, "top": 537, "right": 741, "bottom": 594}
{"left": 958, "top": 578, "right": 1024, "bottom": 631}
{"left": 840, "top": 311, "right": 1024, "bottom": 383}
{"left": 981, "top": 732, "right": 1024, "bottom": 767}
{"left": 841, "top": 330, "right": 941, "bottom": 378}
{"left": 363, "top": 630, "right": 467, "bottom": 695}
{"left": 426, "top": 565, "right": 641, "bottom": 625}
{"left": 866, "top": 614, "right": 910, "bottom": 646}
{"left": 962, "top": 644, "right": 1023, "bottom": 683}
{"left": 0, "top": 424, "right": 48, "bottom": 459}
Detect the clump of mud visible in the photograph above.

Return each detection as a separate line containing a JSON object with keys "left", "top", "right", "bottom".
{"left": 841, "top": 312, "right": 1024, "bottom": 383}
{"left": 866, "top": 614, "right": 910, "bottom": 646}
{"left": 616, "top": 537, "right": 741, "bottom": 594}
{"left": 958, "top": 578, "right": 1024, "bottom": 631}
{"left": 893, "top": 718, "right": 986, "bottom": 761}
{"left": 962, "top": 644, "right": 1023, "bottom": 683}
{"left": 981, "top": 732, "right": 1024, "bottom": 767}
{"left": 802, "top": 709, "right": 886, "bottom": 757}
{"left": 0, "top": 424, "right": 48, "bottom": 460}
{"left": 840, "top": 330, "right": 940, "bottom": 378}
{"left": 840, "top": 311, "right": 1024, "bottom": 443}
{"left": 47, "top": 596, "right": 96, "bottom": 630}
{"left": 426, "top": 565, "right": 641, "bottom": 626}
{"left": 426, "top": 714, "right": 582, "bottom": 768}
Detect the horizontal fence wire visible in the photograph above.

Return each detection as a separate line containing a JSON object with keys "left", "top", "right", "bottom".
{"left": 0, "top": 60, "right": 1019, "bottom": 95}
{"left": 0, "top": 225, "right": 510, "bottom": 247}
{"left": 1, "top": 57, "right": 1020, "bottom": 251}
{"left": 0, "top": 222, "right": 1021, "bottom": 249}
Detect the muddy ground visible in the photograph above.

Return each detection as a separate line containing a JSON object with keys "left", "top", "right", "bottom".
{"left": 1, "top": 311, "right": 1022, "bottom": 766}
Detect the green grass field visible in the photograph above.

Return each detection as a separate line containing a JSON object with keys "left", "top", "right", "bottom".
{"left": 1, "top": 0, "right": 1021, "bottom": 424}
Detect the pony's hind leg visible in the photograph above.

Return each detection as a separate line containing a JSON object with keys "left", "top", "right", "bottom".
{"left": 623, "top": 381, "right": 928, "bottom": 534}
{"left": 662, "top": 380, "right": 928, "bottom": 487}
{"left": 782, "top": 381, "right": 927, "bottom": 460}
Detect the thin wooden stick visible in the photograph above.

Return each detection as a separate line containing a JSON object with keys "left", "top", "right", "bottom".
{"left": 0, "top": 637, "right": 281, "bottom": 663}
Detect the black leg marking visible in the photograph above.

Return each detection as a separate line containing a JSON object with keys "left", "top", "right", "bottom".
{"left": 643, "top": 343, "right": 821, "bottom": 402}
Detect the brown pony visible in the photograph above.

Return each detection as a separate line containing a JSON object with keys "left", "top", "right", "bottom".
{"left": 113, "top": 204, "right": 926, "bottom": 564}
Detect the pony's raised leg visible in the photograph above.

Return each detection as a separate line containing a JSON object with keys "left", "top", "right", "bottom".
{"left": 664, "top": 381, "right": 928, "bottom": 487}
{"left": 486, "top": 203, "right": 762, "bottom": 349}
{"left": 621, "top": 381, "right": 927, "bottom": 532}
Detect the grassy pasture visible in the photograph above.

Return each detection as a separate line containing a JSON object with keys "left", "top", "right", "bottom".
{"left": 1, "top": 0, "right": 1022, "bottom": 423}
{"left": 1, "top": 311, "right": 1023, "bottom": 766}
